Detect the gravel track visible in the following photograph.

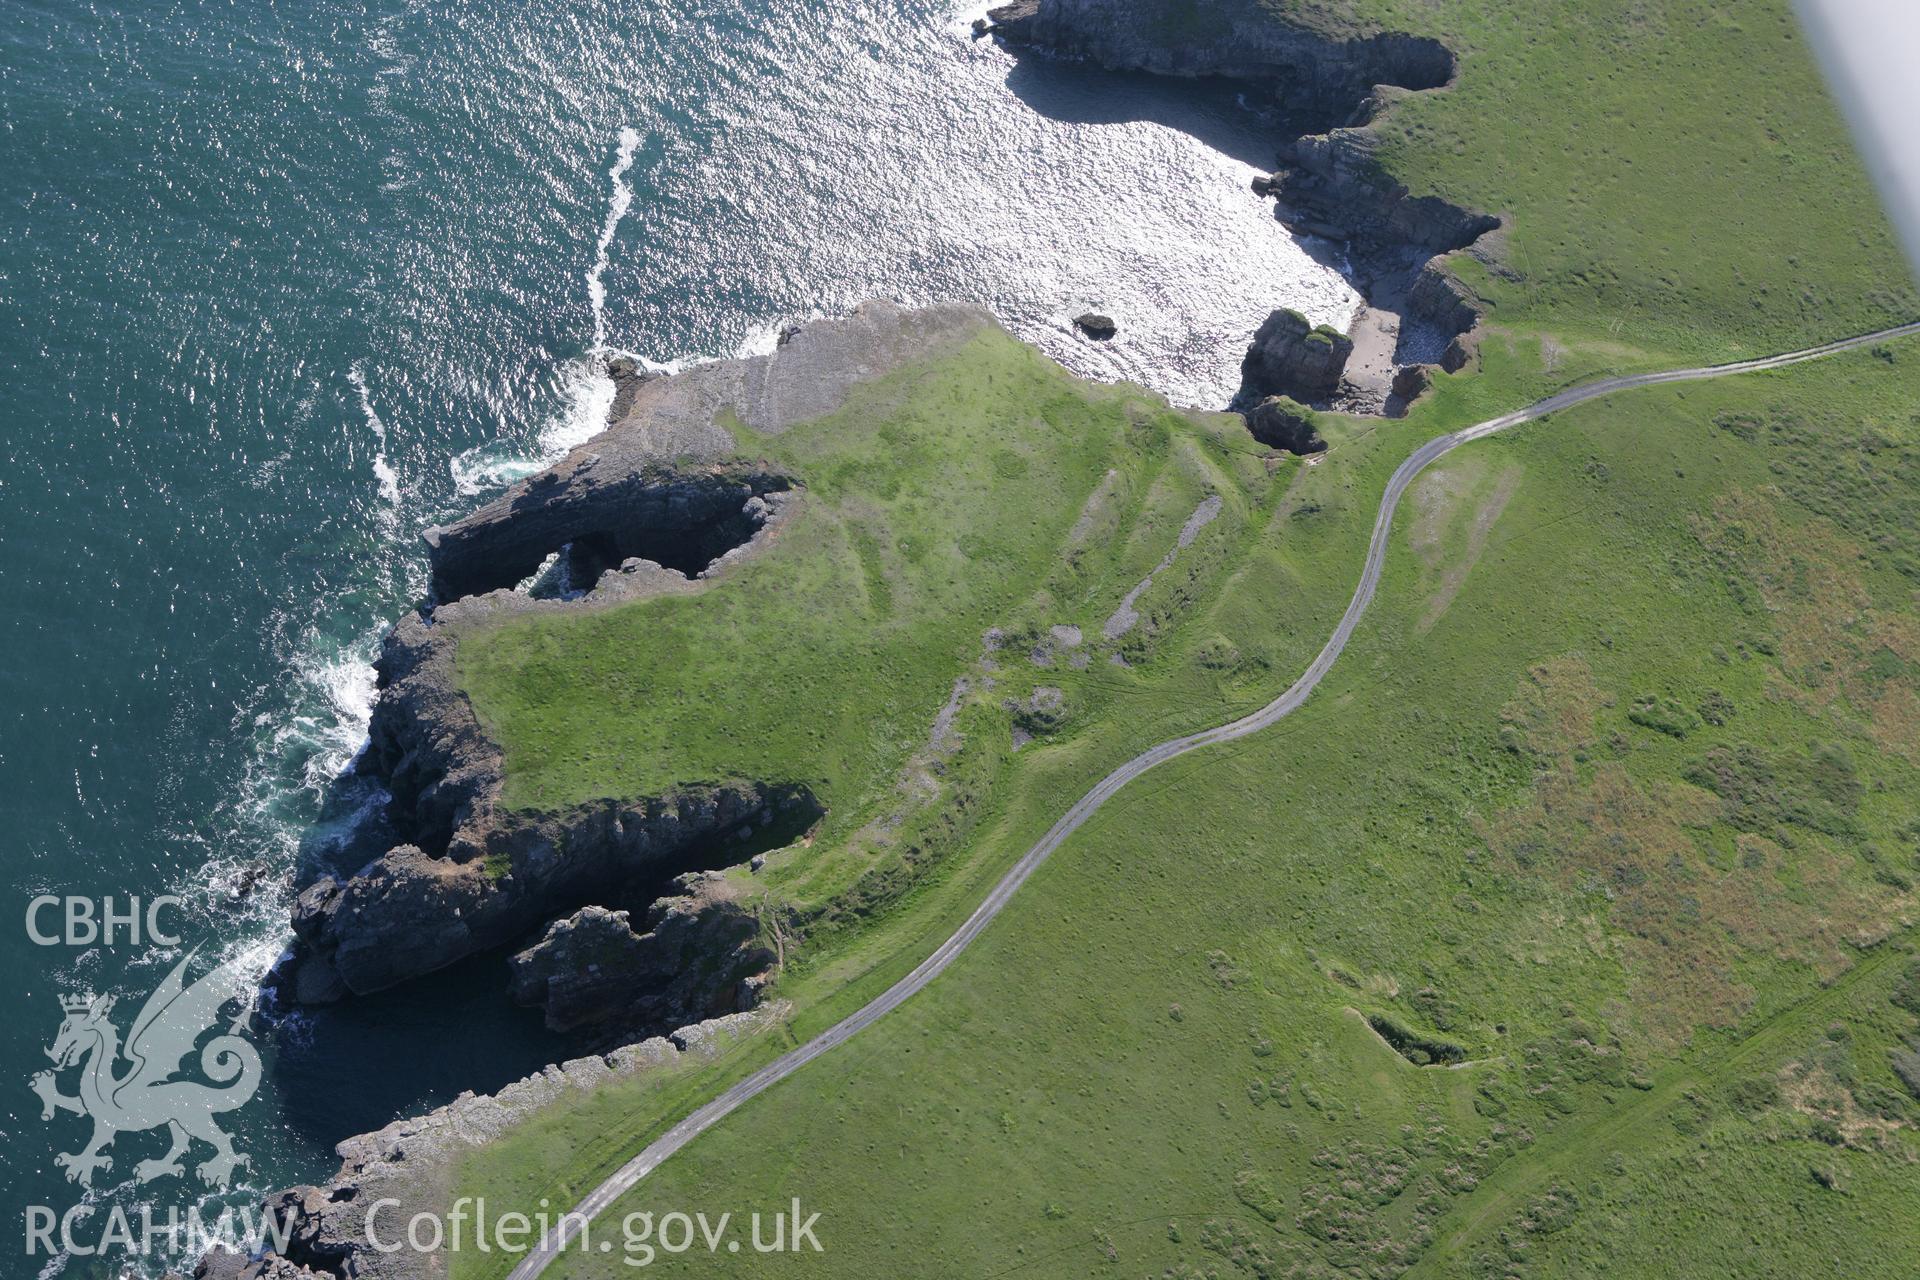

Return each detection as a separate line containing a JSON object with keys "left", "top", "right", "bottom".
{"left": 507, "top": 319, "right": 1920, "bottom": 1279}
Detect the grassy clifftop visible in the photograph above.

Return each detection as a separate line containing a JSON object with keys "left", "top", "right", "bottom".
{"left": 451, "top": 324, "right": 1336, "bottom": 918}
{"left": 458, "top": 327, "right": 1188, "bottom": 815}
{"left": 1344, "top": 0, "right": 1914, "bottom": 356}
{"left": 509, "top": 338, "right": 1920, "bottom": 1280}
{"left": 433, "top": 3, "right": 1920, "bottom": 1277}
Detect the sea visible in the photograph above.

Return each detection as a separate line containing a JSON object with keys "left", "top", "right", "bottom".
{"left": 0, "top": 2, "right": 1356, "bottom": 1272}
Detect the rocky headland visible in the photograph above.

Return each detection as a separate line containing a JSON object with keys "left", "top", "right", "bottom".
{"left": 211, "top": 303, "right": 991, "bottom": 1280}
{"left": 271, "top": 0, "right": 1509, "bottom": 1043}
{"left": 192, "top": 1003, "right": 791, "bottom": 1280}
{"left": 215, "top": 5, "right": 1511, "bottom": 1270}
{"left": 275, "top": 301, "right": 989, "bottom": 1035}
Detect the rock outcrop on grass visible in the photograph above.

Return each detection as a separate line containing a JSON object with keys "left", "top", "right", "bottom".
{"left": 275, "top": 303, "right": 988, "bottom": 1025}
{"left": 1245, "top": 395, "right": 1327, "bottom": 455}
{"left": 282, "top": 779, "right": 810, "bottom": 1008}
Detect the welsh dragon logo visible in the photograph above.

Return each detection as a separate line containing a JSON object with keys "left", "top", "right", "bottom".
{"left": 30, "top": 948, "right": 261, "bottom": 1189}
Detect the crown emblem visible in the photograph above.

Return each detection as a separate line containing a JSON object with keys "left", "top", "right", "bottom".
{"left": 59, "top": 993, "right": 95, "bottom": 1014}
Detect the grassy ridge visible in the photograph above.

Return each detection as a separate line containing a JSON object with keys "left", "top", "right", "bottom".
{"left": 435, "top": 1, "right": 1920, "bottom": 1275}
{"left": 535, "top": 340, "right": 1920, "bottom": 1280}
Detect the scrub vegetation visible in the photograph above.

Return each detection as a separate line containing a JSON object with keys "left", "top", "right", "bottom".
{"left": 436, "top": 1, "right": 1920, "bottom": 1277}
{"left": 495, "top": 342, "right": 1920, "bottom": 1280}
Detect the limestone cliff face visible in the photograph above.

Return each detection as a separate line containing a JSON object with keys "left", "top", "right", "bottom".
{"left": 194, "top": 1004, "right": 790, "bottom": 1280}
{"left": 278, "top": 574, "right": 817, "bottom": 1009}
{"left": 985, "top": 0, "right": 1454, "bottom": 111}
{"left": 221, "top": 307, "right": 998, "bottom": 1280}
{"left": 423, "top": 466, "right": 792, "bottom": 605}
{"left": 276, "top": 302, "right": 991, "bottom": 1022}
{"left": 1268, "top": 126, "right": 1501, "bottom": 261}
{"left": 508, "top": 876, "right": 775, "bottom": 1033}
{"left": 425, "top": 299, "right": 985, "bottom": 603}
{"left": 284, "top": 782, "right": 807, "bottom": 1005}
{"left": 990, "top": 0, "right": 1502, "bottom": 385}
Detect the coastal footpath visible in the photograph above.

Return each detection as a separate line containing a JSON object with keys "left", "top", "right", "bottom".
{"left": 206, "top": 293, "right": 1301, "bottom": 1278}
{"left": 198, "top": 0, "right": 1920, "bottom": 1275}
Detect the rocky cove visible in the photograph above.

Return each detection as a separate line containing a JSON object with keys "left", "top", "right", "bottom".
{"left": 988, "top": 0, "right": 1503, "bottom": 416}
{"left": 203, "top": 4, "right": 1506, "bottom": 1273}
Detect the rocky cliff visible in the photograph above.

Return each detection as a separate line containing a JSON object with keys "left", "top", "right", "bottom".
{"left": 276, "top": 580, "right": 818, "bottom": 1013}
{"left": 426, "top": 297, "right": 987, "bottom": 601}
{"left": 1244, "top": 395, "right": 1326, "bottom": 455}
{"left": 988, "top": 0, "right": 1503, "bottom": 401}
{"left": 193, "top": 1004, "right": 790, "bottom": 1280}
{"left": 1241, "top": 306, "right": 1355, "bottom": 402}
{"left": 509, "top": 874, "right": 776, "bottom": 1033}
{"left": 275, "top": 302, "right": 991, "bottom": 1025}
{"left": 985, "top": 0, "right": 1454, "bottom": 113}
{"left": 1263, "top": 126, "right": 1500, "bottom": 262}
{"left": 212, "top": 301, "right": 995, "bottom": 1280}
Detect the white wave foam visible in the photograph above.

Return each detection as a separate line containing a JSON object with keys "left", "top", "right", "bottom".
{"left": 455, "top": 130, "right": 806, "bottom": 503}
{"left": 589, "top": 127, "right": 642, "bottom": 353}
{"left": 449, "top": 128, "right": 651, "bottom": 499}
{"left": 166, "top": 623, "right": 382, "bottom": 946}
{"left": 371, "top": 454, "right": 400, "bottom": 505}
{"left": 733, "top": 317, "right": 791, "bottom": 359}
{"left": 540, "top": 353, "right": 619, "bottom": 455}
{"left": 92, "top": 619, "right": 392, "bottom": 1276}
{"left": 449, "top": 352, "right": 622, "bottom": 495}
{"left": 949, "top": 2, "right": 997, "bottom": 38}
{"left": 282, "top": 635, "right": 380, "bottom": 791}
{"left": 450, "top": 444, "right": 547, "bottom": 496}
{"left": 348, "top": 362, "right": 401, "bottom": 506}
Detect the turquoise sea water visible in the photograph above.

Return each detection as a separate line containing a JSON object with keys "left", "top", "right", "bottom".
{"left": 0, "top": 2, "right": 1352, "bottom": 1271}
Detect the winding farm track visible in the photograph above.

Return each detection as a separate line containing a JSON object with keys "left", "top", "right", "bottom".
{"left": 507, "top": 320, "right": 1920, "bottom": 1278}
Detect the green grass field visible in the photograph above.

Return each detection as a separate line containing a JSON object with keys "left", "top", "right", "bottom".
{"left": 437, "top": 330, "right": 1417, "bottom": 1250}
{"left": 424, "top": 1, "right": 1920, "bottom": 1276}
{"left": 482, "top": 339, "right": 1920, "bottom": 1280}
{"left": 455, "top": 326, "right": 1370, "bottom": 917}
{"left": 1259, "top": 0, "right": 1918, "bottom": 360}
